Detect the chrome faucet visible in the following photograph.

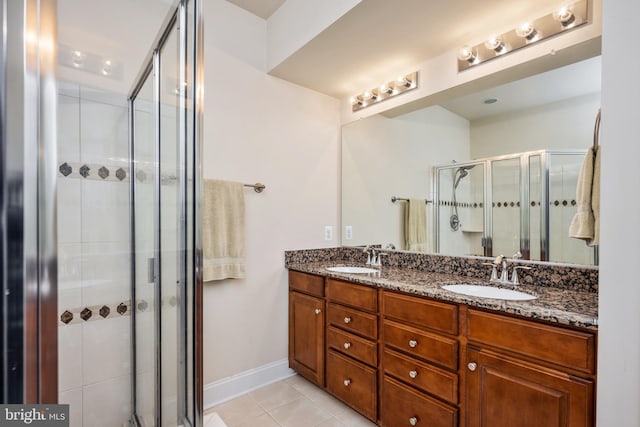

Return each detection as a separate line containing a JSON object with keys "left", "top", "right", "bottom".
{"left": 363, "top": 245, "right": 385, "bottom": 267}
{"left": 483, "top": 252, "right": 533, "bottom": 285}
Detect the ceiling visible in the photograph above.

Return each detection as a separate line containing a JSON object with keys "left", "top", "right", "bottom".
{"left": 440, "top": 55, "right": 601, "bottom": 121}
{"left": 226, "top": 0, "right": 285, "bottom": 19}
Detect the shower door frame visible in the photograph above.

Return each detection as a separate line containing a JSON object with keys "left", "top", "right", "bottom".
{"left": 128, "top": 0, "right": 203, "bottom": 426}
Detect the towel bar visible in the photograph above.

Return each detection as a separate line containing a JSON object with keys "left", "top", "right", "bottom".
{"left": 391, "top": 196, "right": 432, "bottom": 204}
{"left": 244, "top": 182, "right": 266, "bottom": 193}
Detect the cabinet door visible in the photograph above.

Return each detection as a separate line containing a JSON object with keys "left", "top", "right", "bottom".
{"left": 466, "top": 347, "right": 594, "bottom": 427}
{"left": 289, "top": 291, "right": 325, "bottom": 385}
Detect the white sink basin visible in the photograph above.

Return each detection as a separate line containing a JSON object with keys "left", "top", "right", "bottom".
{"left": 441, "top": 284, "right": 537, "bottom": 301}
{"left": 326, "top": 266, "right": 379, "bottom": 274}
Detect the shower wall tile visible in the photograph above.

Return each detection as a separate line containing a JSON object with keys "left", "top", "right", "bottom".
{"left": 57, "top": 94, "right": 80, "bottom": 163}
{"left": 82, "top": 375, "right": 131, "bottom": 427}
{"left": 81, "top": 242, "right": 129, "bottom": 301}
{"left": 59, "top": 387, "right": 83, "bottom": 427}
{"left": 58, "top": 324, "right": 83, "bottom": 392}
{"left": 81, "top": 180, "right": 130, "bottom": 244}
{"left": 82, "top": 316, "right": 130, "bottom": 385}
{"left": 58, "top": 179, "right": 82, "bottom": 244}
{"left": 58, "top": 243, "right": 83, "bottom": 285}
{"left": 80, "top": 100, "right": 128, "bottom": 165}
{"left": 58, "top": 288, "right": 82, "bottom": 318}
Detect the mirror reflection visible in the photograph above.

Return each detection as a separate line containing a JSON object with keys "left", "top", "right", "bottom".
{"left": 341, "top": 55, "right": 600, "bottom": 266}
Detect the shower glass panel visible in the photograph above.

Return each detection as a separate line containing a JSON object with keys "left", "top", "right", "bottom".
{"left": 435, "top": 162, "right": 485, "bottom": 257}
{"left": 132, "top": 72, "right": 156, "bottom": 425}
{"left": 548, "top": 153, "right": 595, "bottom": 265}
{"left": 528, "top": 154, "right": 544, "bottom": 260}
{"left": 491, "top": 157, "right": 521, "bottom": 257}
{"left": 160, "top": 22, "right": 180, "bottom": 426}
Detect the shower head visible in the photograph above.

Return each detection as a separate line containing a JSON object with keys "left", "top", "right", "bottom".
{"left": 453, "top": 165, "right": 475, "bottom": 189}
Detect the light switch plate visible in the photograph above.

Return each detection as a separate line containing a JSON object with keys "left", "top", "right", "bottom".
{"left": 324, "top": 226, "right": 333, "bottom": 241}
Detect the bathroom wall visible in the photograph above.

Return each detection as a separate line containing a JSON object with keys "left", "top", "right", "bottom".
{"left": 57, "top": 83, "right": 131, "bottom": 427}
{"left": 342, "top": 106, "right": 470, "bottom": 251}
{"left": 201, "top": 0, "right": 341, "bottom": 402}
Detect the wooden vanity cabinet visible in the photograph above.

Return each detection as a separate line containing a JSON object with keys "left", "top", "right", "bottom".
{"left": 464, "top": 308, "right": 596, "bottom": 427}
{"left": 288, "top": 271, "right": 325, "bottom": 386}
{"left": 380, "top": 290, "right": 459, "bottom": 427}
{"left": 325, "top": 278, "right": 378, "bottom": 421}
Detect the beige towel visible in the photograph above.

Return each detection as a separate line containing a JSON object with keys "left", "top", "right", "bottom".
{"left": 404, "top": 199, "right": 428, "bottom": 252}
{"left": 203, "top": 179, "right": 245, "bottom": 281}
{"left": 569, "top": 146, "right": 600, "bottom": 246}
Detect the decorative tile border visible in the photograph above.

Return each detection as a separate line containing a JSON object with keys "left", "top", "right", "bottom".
{"left": 59, "top": 296, "right": 181, "bottom": 325}
{"left": 58, "top": 161, "right": 128, "bottom": 182}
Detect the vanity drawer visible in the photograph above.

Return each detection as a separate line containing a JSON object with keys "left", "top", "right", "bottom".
{"left": 383, "top": 348, "right": 458, "bottom": 404}
{"left": 380, "top": 376, "right": 458, "bottom": 427}
{"left": 289, "top": 271, "right": 324, "bottom": 298}
{"left": 384, "top": 320, "right": 458, "bottom": 371}
{"left": 467, "top": 309, "right": 596, "bottom": 374}
{"left": 383, "top": 291, "right": 458, "bottom": 336}
{"left": 328, "top": 326, "right": 377, "bottom": 367}
{"left": 326, "top": 279, "right": 377, "bottom": 312}
{"left": 326, "top": 350, "right": 377, "bottom": 421}
{"left": 327, "top": 303, "right": 377, "bottom": 340}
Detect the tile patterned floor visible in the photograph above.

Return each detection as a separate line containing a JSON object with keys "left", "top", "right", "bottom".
{"left": 204, "top": 375, "right": 377, "bottom": 427}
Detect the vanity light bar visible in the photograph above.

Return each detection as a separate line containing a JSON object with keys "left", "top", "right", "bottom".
{"left": 457, "top": 0, "right": 587, "bottom": 71}
{"left": 351, "top": 72, "right": 418, "bottom": 112}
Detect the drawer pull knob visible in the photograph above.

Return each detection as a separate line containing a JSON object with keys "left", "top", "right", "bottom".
{"left": 343, "top": 342, "right": 351, "bottom": 349}
{"left": 468, "top": 362, "right": 478, "bottom": 372}
{"left": 343, "top": 379, "right": 351, "bottom": 387}
{"left": 343, "top": 317, "right": 352, "bottom": 324}
{"left": 408, "top": 339, "right": 418, "bottom": 348}
{"left": 314, "top": 308, "right": 321, "bottom": 315}
{"left": 409, "top": 370, "right": 418, "bottom": 379}
{"left": 409, "top": 416, "right": 418, "bottom": 425}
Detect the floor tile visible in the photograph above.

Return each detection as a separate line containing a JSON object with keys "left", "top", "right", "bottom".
{"left": 249, "top": 380, "right": 305, "bottom": 411}
{"left": 268, "top": 396, "right": 333, "bottom": 427}
{"left": 235, "top": 413, "right": 280, "bottom": 427}
{"left": 212, "top": 394, "right": 265, "bottom": 426}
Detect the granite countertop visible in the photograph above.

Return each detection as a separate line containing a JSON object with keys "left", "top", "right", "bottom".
{"left": 287, "top": 260, "right": 598, "bottom": 330}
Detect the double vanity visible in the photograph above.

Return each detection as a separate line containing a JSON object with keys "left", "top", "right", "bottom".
{"left": 286, "top": 247, "right": 598, "bottom": 427}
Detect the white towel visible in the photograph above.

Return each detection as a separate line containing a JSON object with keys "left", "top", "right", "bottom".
{"left": 203, "top": 179, "right": 245, "bottom": 281}
{"left": 404, "top": 199, "right": 428, "bottom": 252}
{"left": 569, "top": 146, "right": 600, "bottom": 246}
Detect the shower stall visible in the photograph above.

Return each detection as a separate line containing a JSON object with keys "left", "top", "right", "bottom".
{"left": 1, "top": 1, "right": 203, "bottom": 426}
{"left": 434, "top": 150, "right": 597, "bottom": 266}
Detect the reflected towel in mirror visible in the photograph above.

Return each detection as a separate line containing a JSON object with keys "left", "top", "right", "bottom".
{"left": 569, "top": 145, "right": 600, "bottom": 246}
{"left": 404, "top": 199, "right": 428, "bottom": 252}
{"left": 203, "top": 179, "right": 245, "bottom": 281}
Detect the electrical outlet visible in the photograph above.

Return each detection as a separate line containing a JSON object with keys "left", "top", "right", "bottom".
{"left": 324, "top": 226, "right": 333, "bottom": 241}
{"left": 345, "top": 225, "right": 353, "bottom": 240}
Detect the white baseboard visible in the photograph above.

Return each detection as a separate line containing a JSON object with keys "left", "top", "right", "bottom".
{"left": 204, "top": 358, "right": 295, "bottom": 409}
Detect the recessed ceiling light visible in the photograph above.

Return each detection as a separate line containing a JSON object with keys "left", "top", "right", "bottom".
{"left": 483, "top": 98, "right": 498, "bottom": 104}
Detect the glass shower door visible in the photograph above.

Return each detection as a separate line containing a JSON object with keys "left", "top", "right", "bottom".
{"left": 490, "top": 157, "right": 521, "bottom": 257}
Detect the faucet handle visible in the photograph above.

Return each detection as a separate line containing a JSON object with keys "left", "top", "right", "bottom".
{"left": 512, "top": 251, "right": 522, "bottom": 260}
{"left": 511, "top": 265, "right": 532, "bottom": 285}
{"left": 482, "top": 262, "right": 499, "bottom": 282}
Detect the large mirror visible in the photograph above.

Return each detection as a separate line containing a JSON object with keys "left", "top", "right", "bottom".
{"left": 341, "top": 55, "right": 601, "bottom": 266}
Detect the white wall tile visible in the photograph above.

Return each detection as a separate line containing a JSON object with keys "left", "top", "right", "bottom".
{"left": 81, "top": 242, "right": 129, "bottom": 306}
{"left": 59, "top": 387, "right": 83, "bottom": 427}
{"left": 58, "top": 94, "right": 80, "bottom": 163}
{"left": 81, "top": 180, "right": 130, "bottom": 243}
{"left": 58, "top": 178, "right": 82, "bottom": 244}
{"left": 82, "top": 316, "right": 130, "bottom": 384}
{"left": 59, "top": 243, "right": 83, "bottom": 286}
{"left": 59, "top": 324, "right": 83, "bottom": 391}
{"left": 80, "top": 100, "right": 128, "bottom": 165}
{"left": 82, "top": 375, "right": 130, "bottom": 427}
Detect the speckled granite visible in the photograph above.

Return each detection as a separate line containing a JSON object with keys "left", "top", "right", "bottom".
{"left": 285, "top": 248, "right": 598, "bottom": 330}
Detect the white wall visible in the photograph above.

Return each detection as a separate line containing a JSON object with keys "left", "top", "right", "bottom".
{"left": 202, "top": 0, "right": 341, "bottom": 394}
{"left": 598, "top": 1, "right": 640, "bottom": 425}
{"left": 470, "top": 93, "right": 601, "bottom": 159}
{"left": 341, "top": 106, "right": 470, "bottom": 251}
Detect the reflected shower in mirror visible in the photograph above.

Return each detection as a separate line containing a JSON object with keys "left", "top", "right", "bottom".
{"left": 341, "top": 55, "right": 601, "bottom": 266}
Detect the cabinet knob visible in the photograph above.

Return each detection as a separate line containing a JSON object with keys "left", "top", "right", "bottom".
{"left": 409, "top": 370, "right": 418, "bottom": 379}
{"left": 408, "top": 339, "right": 418, "bottom": 348}
{"left": 343, "top": 317, "right": 352, "bottom": 324}
{"left": 314, "top": 308, "right": 321, "bottom": 315}
{"left": 409, "top": 416, "right": 418, "bottom": 425}
{"left": 468, "top": 362, "right": 478, "bottom": 372}
{"left": 343, "top": 379, "right": 351, "bottom": 387}
{"left": 343, "top": 342, "right": 351, "bottom": 349}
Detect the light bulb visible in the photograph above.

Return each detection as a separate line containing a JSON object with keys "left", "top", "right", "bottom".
{"left": 350, "top": 96, "right": 363, "bottom": 106}
{"left": 71, "top": 50, "right": 85, "bottom": 67}
{"left": 516, "top": 22, "right": 538, "bottom": 41}
{"left": 484, "top": 37, "right": 506, "bottom": 54}
{"left": 102, "top": 59, "right": 112, "bottom": 76}
{"left": 457, "top": 46, "right": 477, "bottom": 63}
{"left": 553, "top": 6, "right": 575, "bottom": 26}
{"left": 380, "top": 84, "right": 393, "bottom": 94}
